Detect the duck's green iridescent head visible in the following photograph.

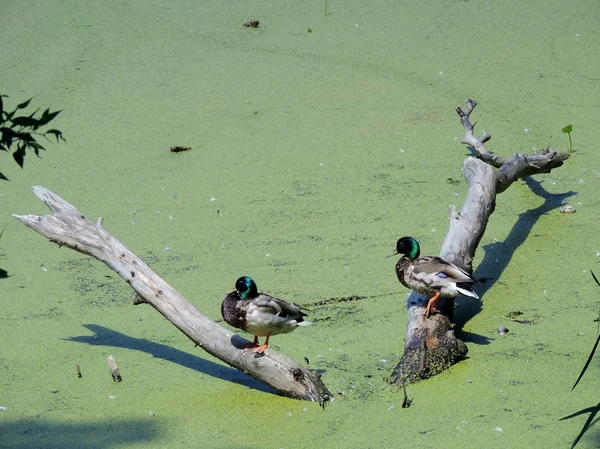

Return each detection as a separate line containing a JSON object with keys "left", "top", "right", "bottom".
{"left": 395, "top": 236, "right": 420, "bottom": 259}
{"left": 235, "top": 276, "right": 259, "bottom": 299}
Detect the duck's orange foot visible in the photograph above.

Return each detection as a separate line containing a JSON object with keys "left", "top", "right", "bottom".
{"left": 250, "top": 336, "right": 270, "bottom": 354}
{"left": 252, "top": 344, "right": 269, "bottom": 354}
{"left": 425, "top": 292, "right": 441, "bottom": 318}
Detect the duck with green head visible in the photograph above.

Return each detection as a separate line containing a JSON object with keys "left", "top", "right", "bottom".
{"left": 221, "top": 276, "right": 311, "bottom": 354}
{"left": 390, "top": 236, "right": 479, "bottom": 317}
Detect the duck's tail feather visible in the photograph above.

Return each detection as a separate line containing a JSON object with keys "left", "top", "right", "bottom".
{"left": 457, "top": 286, "right": 479, "bottom": 299}
{"left": 297, "top": 320, "right": 312, "bottom": 327}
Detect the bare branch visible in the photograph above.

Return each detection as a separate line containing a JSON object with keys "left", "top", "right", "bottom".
{"left": 457, "top": 99, "right": 569, "bottom": 182}
{"left": 14, "top": 186, "right": 331, "bottom": 404}
{"left": 390, "top": 99, "right": 571, "bottom": 384}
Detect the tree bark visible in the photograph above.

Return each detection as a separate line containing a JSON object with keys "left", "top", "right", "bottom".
{"left": 389, "top": 99, "right": 570, "bottom": 385}
{"left": 14, "top": 187, "right": 331, "bottom": 404}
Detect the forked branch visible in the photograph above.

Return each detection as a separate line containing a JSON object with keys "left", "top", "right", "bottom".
{"left": 390, "top": 99, "right": 570, "bottom": 385}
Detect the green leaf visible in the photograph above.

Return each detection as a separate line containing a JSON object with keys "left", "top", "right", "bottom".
{"left": 45, "top": 129, "right": 65, "bottom": 143}
{"left": 562, "top": 124, "right": 573, "bottom": 133}
{"left": 12, "top": 145, "right": 26, "bottom": 168}
{"left": 561, "top": 403, "right": 600, "bottom": 449}
{"left": 1, "top": 127, "right": 15, "bottom": 147}
{"left": 592, "top": 270, "right": 600, "bottom": 288}
{"left": 14, "top": 132, "right": 34, "bottom": 142}
{"left": 4, "top": 109, "right": 15, "bottom": 122}
{"left": 571, "top": 332, "right": 600, "bottom": 391}
{"left": 11, "top": 115, "right": 39, "bottom": 127}
{"left": 16, "top": 97, "right": 33, "bottom": 110}
{"left": 27, "top": 141, "right": 44, "bottom": 150}
{"left": 27, "top": 141, "right": 46, "bottom": 156}
{"left": 38, "top": 109, "right": 62, "bottom": 126}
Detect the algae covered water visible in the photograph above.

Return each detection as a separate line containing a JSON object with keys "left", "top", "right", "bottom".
{"left": 1, "top": 1, "right": 600, "bottom": 448}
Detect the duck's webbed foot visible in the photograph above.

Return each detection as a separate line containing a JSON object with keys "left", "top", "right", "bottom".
{"left": 425, "top": 292, "right": 441, "bottom": 317}
{"left": 251, "top": 336, "right": 270, "bottom": 354}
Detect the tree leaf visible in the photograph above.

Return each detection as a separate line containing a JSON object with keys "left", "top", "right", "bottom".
{"left": 27, "top": 141, "right": 45, "bottom": 150}
{"left": 16, "top": 97, "right": 33, "bottom": 110}
{"left": 1, "top": 127, "right": 15, "bottom": 147}
{"left": 12, "top": 145, "right": 26, "bottom": 168}
{"left": 11, "top": 115, "right": 39, "bottom": 128}
{"left": 14, "top": 132, "right": 34, "bottom": 142}
{"left": 27, "top": 141, "right": 46, "bottom": 156}
{"left": 38, "top": 109, "right": 61, "bottom": 126}
{"left": 45, "top": 129, "right": 65, "bottom": 143}
{"left": 562, "top": 124, "right": 573, "bottom": 134}
{"left": 4, "top": 109, "right": 15, "bottom": 122}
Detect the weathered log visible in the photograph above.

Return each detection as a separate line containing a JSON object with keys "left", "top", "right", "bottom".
{"left": 14, "top": 187, "right": 331, "bottom": 404}
{"left": 390, "top": 99, "right": 570, "bottom": 385}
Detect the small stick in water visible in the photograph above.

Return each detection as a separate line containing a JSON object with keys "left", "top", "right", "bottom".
{"left": 107, "top": 356, "right": 122, "bottom": 382}
{"left": 76, "top": 364, "right": 82, "bottom": 378}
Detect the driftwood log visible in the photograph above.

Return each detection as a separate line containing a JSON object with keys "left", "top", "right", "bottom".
{"left": 389, "top": 99, "right": 570, "bottom": 385}
{"left": 13, "top": 187, "right": 331, "bottom": 404}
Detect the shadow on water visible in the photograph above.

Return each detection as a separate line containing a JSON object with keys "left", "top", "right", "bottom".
{"left": 65, "top": 324, "right": 277, "bottom": 395}
{"left": 0, "top": 418, "right": 160, "bottom": 449}
{"left": 0, "top": 228, "right": 8, "bottom": 278}
{"left": 454, "top": 177, "right": 576, "bottom": 336}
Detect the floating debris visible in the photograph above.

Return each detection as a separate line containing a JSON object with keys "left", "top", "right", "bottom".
{"left": 244, "top": 19, "right": 260, "bottom": 28}
{"left": 170, "top": 145, "right": 191, "bottom": 153}
{"left": 107, "top": 355, "right": 122, "bottom": 382}
{"left": 560, "top": 204, "right": 576, "bottom": 214}
{"left": 76, "top": 364, "right": 82, "bottom": 378}
{"left": 497, "top": 325, "right": 509, "bottom": 335}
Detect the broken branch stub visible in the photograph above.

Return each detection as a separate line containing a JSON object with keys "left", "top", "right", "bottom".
{"left": 14, "top": 186, "right": 330, "bottom": 404}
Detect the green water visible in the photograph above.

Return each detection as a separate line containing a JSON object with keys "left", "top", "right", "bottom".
{"left": 1, "top": 1, "right": 600, "bottom": 448}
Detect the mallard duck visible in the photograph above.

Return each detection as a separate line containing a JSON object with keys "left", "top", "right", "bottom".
{"left": 390, "top": 236, "right": 479, "bottom": 317}
{"left": 221, "top": 276, "right": 311, "bottom": 354}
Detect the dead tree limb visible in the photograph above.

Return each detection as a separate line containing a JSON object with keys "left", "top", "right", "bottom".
{"left": 14, "top": 187, "right": 331, "bottom": 404}
{"left": 390, "top": 98, "right": 570, "bottom": 385}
